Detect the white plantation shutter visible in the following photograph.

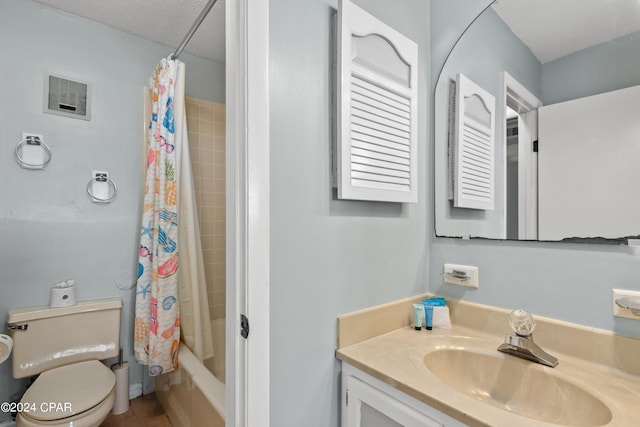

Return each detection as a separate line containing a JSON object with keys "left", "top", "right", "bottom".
{"left": 450, "top": 73, "right": 495, "bottom": 210}
{"left": 336, "top": 0, "right": 418, "bottom": 203}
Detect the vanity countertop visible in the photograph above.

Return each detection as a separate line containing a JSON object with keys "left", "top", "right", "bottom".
{"left": 336, "top": 296, "right": 640, "bottom": 427}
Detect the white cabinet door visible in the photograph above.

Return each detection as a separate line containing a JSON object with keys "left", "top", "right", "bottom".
{"left": 341, "top": 363, "right": 466, "bottom": 427}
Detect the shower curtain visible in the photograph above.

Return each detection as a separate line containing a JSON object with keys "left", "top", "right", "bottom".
{"left": 135, "top": 58, "right": 214, "bottom": 376}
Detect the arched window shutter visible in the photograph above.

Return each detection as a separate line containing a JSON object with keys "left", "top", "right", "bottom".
{"left": 449, "top": 73, "right": 496, "bottom": 210}
{"left": 335, "top": 0, "right": 418, "bottom": 203}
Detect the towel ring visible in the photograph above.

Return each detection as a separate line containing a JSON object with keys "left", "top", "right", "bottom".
{"left": 15, "top": 137, "right": 52, "bottom": 168}
{"left": 87, "top": 176, "right": 118, "bottom": 203}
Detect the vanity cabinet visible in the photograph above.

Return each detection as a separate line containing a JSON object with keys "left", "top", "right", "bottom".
{"left": 341, "top": 363, "right": 467, "bottom": 427}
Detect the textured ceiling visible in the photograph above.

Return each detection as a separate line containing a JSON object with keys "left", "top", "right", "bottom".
{"left": 34, "top": 0, "right": 226, "bottom": 63}
{"left": 493, "top": 0, "right": 640, "bottom": 63}
{"left": 33, "top": 0, "right": 640, "bottom": 65}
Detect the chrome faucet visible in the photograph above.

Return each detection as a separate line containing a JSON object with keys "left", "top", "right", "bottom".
{"left": 497, "top": 309, "right": 558, "bottom": 368}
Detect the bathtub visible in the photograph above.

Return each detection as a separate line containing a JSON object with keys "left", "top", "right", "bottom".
{"left": 156, "top": 318, "right": 225, "bottom": 427}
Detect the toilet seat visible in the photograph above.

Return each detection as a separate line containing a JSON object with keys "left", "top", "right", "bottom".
{"left": 19, "top": 360, "right": 115, "bottom": 423}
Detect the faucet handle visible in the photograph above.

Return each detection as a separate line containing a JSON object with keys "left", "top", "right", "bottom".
{"left": 509, "top": 309, "right": 536, "bottom": 337}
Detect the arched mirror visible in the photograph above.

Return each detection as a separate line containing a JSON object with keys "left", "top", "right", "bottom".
{"left": 434, "top": 0, "right": 640, "bottom": 242}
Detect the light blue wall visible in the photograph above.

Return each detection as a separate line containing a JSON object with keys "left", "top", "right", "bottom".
{"left": 542, "top": 30, "right": 640, "bottom": 105}
{"left": 434, "top": 5, "right": 541, "bottom": 239}
{"left": 0, "top": 0, "right": 223, "bottom": 414}
{"left": 269, "top": 0, "right": 429, "bottom": 426}
{"left": 436, "top": 8, "right": 541, "bottom": 98}
{"left": 430, "top": 0, "right": 640, "bottom": 340}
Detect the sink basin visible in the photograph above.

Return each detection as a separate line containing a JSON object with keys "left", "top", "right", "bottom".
{"left": 424, "top": 348, "right": 612, "bottom": 426}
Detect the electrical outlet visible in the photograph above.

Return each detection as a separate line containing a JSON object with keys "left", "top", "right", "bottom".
{"left": 612, "top": 289, "right": 640, "bottom": 319}
{"left": 443, "top": 263, "right": 479, "bottom": 288}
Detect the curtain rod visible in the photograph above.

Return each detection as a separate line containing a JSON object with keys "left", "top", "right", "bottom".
{"left": 170, "top": 0, "right": 219, "bottom": 60}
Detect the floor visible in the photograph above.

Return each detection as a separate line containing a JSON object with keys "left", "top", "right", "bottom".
{"left": 102, "top": 394, "right": 172, "bottom": 427}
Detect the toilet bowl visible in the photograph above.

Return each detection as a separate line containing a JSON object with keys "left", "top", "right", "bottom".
{"left": 7, "top": 299, "right": 123, "bottom": 427}
{"left": 16, "top": 361, "right": 115, "bottom": 427}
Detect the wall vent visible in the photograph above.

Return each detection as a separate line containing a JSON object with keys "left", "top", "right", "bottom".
{"left": 44, "top": 74, "right": 91, "bottom": 120}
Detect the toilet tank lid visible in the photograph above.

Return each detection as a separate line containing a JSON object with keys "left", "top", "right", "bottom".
{"left": 7, "top": 298, "right": 122, "bottom": 324}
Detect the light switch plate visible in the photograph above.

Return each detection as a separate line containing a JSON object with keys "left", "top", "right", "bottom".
{"left": 443, "top": 263, "right": 479, "bottom": 288}
{"left": 612, "top": 289, "right": 640, "bottom": 319}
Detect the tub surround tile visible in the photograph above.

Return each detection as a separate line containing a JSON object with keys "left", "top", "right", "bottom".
{"left": 185, "top": 96, "right": 226, "bottom": 321}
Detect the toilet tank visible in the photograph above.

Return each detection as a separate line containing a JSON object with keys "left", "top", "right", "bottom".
{"left": 7, "top": 298, "right": 122, "bottom": 378}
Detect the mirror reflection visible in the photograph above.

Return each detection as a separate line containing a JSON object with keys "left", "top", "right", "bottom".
{"left": 435, "top": 0, "right": 640, "bottom": 241}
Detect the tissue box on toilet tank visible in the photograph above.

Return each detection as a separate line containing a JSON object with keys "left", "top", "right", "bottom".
{"left": 49, "top": 281, "right": 77, "bottom": 308}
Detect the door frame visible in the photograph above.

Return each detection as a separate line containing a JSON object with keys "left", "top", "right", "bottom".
{"left": 226, "top": 1, "right": 270, "bottom": 425}
{"left": 502, "top": 72, "right": 542, "bottom": 240}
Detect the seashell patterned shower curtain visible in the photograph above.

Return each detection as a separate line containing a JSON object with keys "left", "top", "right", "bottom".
{"left": 134, "top": 57, "right": 214, "bottom": 376}
{"left": 134, "top": 58, "right": 182, "bottom": 376}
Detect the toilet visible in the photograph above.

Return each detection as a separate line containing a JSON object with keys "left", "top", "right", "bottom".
{"left": 7, "top": 298, "right": 122, "bottom": 427}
